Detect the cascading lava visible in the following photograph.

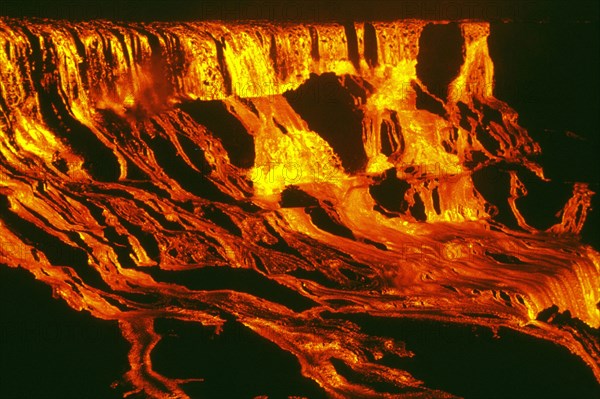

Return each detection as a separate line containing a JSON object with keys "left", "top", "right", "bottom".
{"left": 0, "top": 17, "right": 598, "bottom": 398}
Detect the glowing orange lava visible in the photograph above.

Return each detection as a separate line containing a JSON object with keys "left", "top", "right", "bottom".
{"left": 0, "top": 17, "right": 598, "bottom": 398}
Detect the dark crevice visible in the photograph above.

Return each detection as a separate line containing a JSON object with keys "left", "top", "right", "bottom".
{"left": 284, "top": 73, "right": 367, "bottom": 172}
{"left": 251, "top": 253, "right": 268, "bottom": 274}
{"left": 211, "top": 36, "right": 232, "bottom": 95}
{"left": 416, "top": 23, "right": 464, "bottom": 100}
{"left": 110, "top": 211, "right": 160, "bottom": 262}
{"left": 201, "top": 204, "right": 242, "bottom": 237}
{"left": 177, "top": 133, "right": 213, "bottom": 175}
{"left": 479, "top": 101, "right": 504, "bottom": 127}
{"left": 413, "top": 82, "right": 446, "bottom": 117}
{"left": 147, "top": 267, "right": 317, "bottom": 312}
{"left": 125, "top": 158, "right": 149, "bottom": 180}
{"left": 288, "top": 268, "right": 341, "bottom": 289}
{"left": 259, "top": 220, "right": 306, "bottom": 260}
{"left": 280, "top": 186, "right": 319, "bottom": 208}
{"left": 464, "top": 150, "right": 488, "bottom": 169}
{"left": 432, "top": 187, "right": 441, "bottom": 215}
{"left": 331, "top": 358, "right": 422, "bottom": 394}
{"left": 99, "top": 225, "right": 137, "bottom": 268}
{"left": 239, "top": 97, "right": 259, "bottom": 117}
{"left": 380, "top": 120, "right": 394, "bottom": 156}
{"left": 269, "top": 33, "right": 288, "bottom": 81}
{"left": 343, "top": 23, "right": 360, "bottom": 71}
{"left": 179, "top": 100, "right": 255, "bottom": 169}
{"left": 472, "top": 165, "right": 519, "bottom": 230}
{"left": 457, "top": 105, "right": 475, "bottom": 133}
{"left": 144, "top": 131, "right": 232, "bottom": 202}
{"left": 380, "top": 111, "right": 405, "bottom": 156}
{"left": 363, "top": 238, "right": 388, "bottom": 251}
{"left": 364, "top": 22, "right": 378, "bottom": 68}
{"left": 133, "top": 200, "right": 183, "bottom": 231}
{"left": 273, "top": 117, "right": 288, "bottom": 134}
{"left": 305, "top": 205, "right": 355, "bottom": 240}
{"left": 369, "top": 168, "right": 410, "bottom": 213}
{"left": 409, "top": 193, "right": 427, "bottom": 222}
{"left": 476, "top": 125, "right": 501, "bottom": 154}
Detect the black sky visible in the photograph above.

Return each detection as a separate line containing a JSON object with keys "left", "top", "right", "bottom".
{"left": 0, "top": 0, "right": 598, "bottom": 22}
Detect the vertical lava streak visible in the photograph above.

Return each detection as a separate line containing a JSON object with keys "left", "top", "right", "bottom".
{"left": 0, "top": 17, "right": 599, "bottom": 398}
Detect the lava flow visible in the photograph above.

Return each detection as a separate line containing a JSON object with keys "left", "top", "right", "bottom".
{"left": 0, "top": 17, "right": 599, "bottom": 398}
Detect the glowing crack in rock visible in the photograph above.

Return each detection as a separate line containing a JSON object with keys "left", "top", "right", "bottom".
{"left": 0, "top": 17, "right": 598, "bottom": 398}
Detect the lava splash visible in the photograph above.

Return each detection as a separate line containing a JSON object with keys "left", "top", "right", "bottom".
{"left": 0, "top": 17, "right": 599, "bottom": 398}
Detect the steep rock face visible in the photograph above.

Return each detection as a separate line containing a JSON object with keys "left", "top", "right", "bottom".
{"left": 283, "top": 72, "right": 369, "bottom": 173}
{"left": 0, "top": 17, "right": 599, "bottom": 398}
{"left": 416, "top": 22, "right": 464, "bottom": 100}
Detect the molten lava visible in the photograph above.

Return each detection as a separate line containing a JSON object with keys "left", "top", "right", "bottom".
{"left": 0, "top": 17, "right": 598, "bottom": 398}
